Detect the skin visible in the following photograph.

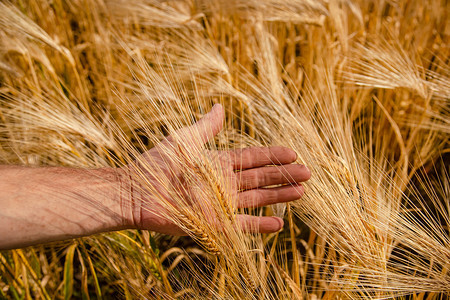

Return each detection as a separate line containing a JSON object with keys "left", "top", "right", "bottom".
{"left": 0, "top": 104, "right": 310, "bottom": 250}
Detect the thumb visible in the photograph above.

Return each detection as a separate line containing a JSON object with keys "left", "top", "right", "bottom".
{"left": 172, "top": 104, "right": 224, "bottom": 149}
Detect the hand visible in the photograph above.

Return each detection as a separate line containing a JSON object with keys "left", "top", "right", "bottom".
{"left": 119, "top": 104, "right": 311, "bottom": 235}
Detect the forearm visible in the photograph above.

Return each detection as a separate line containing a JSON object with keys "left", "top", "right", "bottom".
{"left": 0, "top": 165, "right": 128, "bottom": 249}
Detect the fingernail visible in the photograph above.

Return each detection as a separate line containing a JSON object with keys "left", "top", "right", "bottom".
{"left": 272, "top": 217, "right": 284, "bottom": 231}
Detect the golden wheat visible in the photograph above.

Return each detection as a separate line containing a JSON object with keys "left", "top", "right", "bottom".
{"left": 0, "top": 0, "right": 448, "bottom": 299}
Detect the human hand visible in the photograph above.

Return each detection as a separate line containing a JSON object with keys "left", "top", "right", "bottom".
{"left": 119, "top": 104, "right": 310, "bottom": 235}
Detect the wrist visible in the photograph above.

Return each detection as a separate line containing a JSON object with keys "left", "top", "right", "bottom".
{"left": 115, "top": 167, "right": 142, "bottom": 229}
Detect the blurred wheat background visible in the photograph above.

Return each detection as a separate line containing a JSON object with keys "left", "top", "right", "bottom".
{"left": 0, "top": 0, "right": 449, "bottom": 299}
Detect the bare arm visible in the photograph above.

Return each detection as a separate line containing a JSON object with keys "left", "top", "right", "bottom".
{"left": 0, "top": 166, "right": 124, "bottom": 249}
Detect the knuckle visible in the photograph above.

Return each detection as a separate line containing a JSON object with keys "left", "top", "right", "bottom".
{"left": 265, "top": 167, "right": 282, "bottom": 183}
{"left": 242, "top": 148, "right": 254, "bottom": 167}
{"left": 264, "top": 189, "right": 278, "bottom": 203}
{"left": 256, "top": 168, "right": 265, "bottom": 186}
{"left": 241, "top": 172, "right": 257, "bottom": 189}
{"left": 254, "top": 190, "right": 265, "bottom": 203}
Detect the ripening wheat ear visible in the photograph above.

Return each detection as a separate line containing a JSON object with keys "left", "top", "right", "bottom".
{"left": 0, "top": 87, "right": 115, "bottom": 166}
{"left": 343, "top": 40, "right": 450, "bottom": 100}
{"left": 342, "top": 40, "right": 449, "bottom": 180}
{"left": 0, "top": 3, "right": 71, "bottom": 59}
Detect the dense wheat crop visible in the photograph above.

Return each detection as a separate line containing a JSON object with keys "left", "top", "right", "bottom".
{"left": 0, "top": 0, "right": 449, "bottom": 299}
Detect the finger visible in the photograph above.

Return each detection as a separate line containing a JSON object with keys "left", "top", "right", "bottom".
{"left": 237, "top": 215, "right": 284, "bottom": 233}
{"left": 229, "top": 146, "right": 297, "bottom": 170}
{"left": 237, "top": 184, "right": 304, "bottom": 208}
{"left": 169, "top": 104, "right": 224, "bottom": 149}
{"left": 237, "top": 164, "right": 311, "bottom": 190}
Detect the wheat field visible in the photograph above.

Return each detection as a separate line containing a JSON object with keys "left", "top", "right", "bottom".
{"left": 0, "top": 0, "right": 449, "bottom": 299}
